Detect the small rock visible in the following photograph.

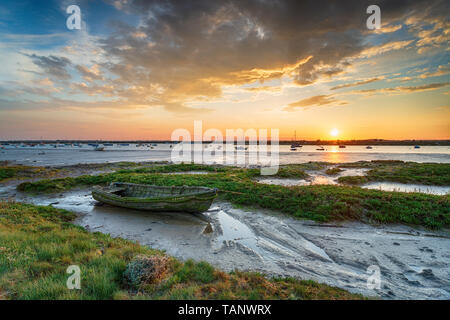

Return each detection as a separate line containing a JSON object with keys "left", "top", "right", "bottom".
{"left": 203, "top": 223, "right": 213, "bottom": 234}
{"left": 420, "top": 269, "right": 435, "bottom": 279}
{"left": 145, "top": 228, "right": 152, "bottom": 231}
{"left": 393, "top": 242, "right": 400, "bottom": 246}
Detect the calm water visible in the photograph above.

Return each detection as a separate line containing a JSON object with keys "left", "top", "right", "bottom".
{"left": 0, "top": 144, "right": 449, "bottom": 166}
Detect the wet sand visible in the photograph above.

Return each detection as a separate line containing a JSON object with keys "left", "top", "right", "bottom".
{"left": 2, "top": 184, "right": 448, "bottom": 300}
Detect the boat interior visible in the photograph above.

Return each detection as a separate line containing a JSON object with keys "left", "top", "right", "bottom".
{"left": 107, "top": 183, "right": 212, "bottom": 198}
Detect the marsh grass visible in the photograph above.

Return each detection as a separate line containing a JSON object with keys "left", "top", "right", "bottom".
{"left": 15, "top": 163, "right": 450, "bottom": 229}
{"left": 0, "top": 168, "right": 16, "bottom": 181}
{"left": 272, "top": 165, "right": 309, "bottom": 179}
{"left": 338, "top": 161, "right": 450, "bottom": 186}
{"left": 0, "top": 202, "right": 363, "bottom": 300}
{"left": 0, "top": 165, "right": 60, "bottom": 182}
{"left": 325, "top": 167, "right": 343, "bottom": 175}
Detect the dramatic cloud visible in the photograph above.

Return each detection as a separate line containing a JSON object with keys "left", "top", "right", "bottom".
{"left": 373, "top": 24, "right": 403, "bottom": 34}
{"left": 331, "top": 77, "right": 383, "bottom": 90}
{"left": 12, "top": 0, "right": 450, "bottom": 116}
{"left": 284, "top": 95, "right": 347, "bottom": 111}
{"left": 25, "top": 54, "right": 72, "bottom": 80}
{"left": 75, "top": 64, "right": 104, "bottom": 82}
{"left": 419, "top": 65, "right": 450, "bottom": 79}
{"left": 360, "top": 40, "right": 414, "bottom": 58}
{"left": 92, "top": 0, "right": 446, "bottom": 112}
{"left": 353, "top": 82, "right": 450, "bottom": 95}
{"left": 244, "top": 86, "right": 282, "bottom": 92}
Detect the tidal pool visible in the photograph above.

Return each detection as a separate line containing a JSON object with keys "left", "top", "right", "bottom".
{"left": 257, "top": 167, "right": 449, "bottom": 195}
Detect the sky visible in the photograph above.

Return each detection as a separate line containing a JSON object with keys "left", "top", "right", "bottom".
{"left": 0, "top": 0, "right": 449, "bottom": 140}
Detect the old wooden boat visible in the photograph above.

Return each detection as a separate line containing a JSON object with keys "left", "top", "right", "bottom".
{"left": 92, "top": 182, "right": 218, "bottom": 213}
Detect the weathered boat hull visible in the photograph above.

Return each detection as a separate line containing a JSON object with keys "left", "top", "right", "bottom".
{"left": 92, "top": 183, "right": 217, "bottom": 213}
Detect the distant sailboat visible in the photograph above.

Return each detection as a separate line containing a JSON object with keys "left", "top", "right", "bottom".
{"left": 414, "top": 145, "right": 421, "bottom": 149}
{"left": 316, "top": 146, "right": 325, "bottom": 151}
{"left": 290, "top": 130, "right": 302, "bottom": 148}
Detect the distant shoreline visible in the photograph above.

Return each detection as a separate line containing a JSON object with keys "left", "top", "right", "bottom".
{"left": 1, "top": 139, "right": 449, "bottom": 146}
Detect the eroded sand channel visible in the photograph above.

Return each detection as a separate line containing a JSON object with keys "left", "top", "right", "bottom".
{"left": 6, "top": 186, "right": 449, "bottom": 300}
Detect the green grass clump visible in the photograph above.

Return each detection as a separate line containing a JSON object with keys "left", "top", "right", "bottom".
{"left": 338, "top": 176, "right": 369, "bottom": 185}
{"left": 325, "top": 168, "right": 343, "bottom": 175}
{"left": 116, "top": 163, "right": 229, "bottom": 174}
{"left": 0, "top": 168, "right": 16, "bottom": 181}
{"left": 0, "top": 201, "right": 363, "bottom": 300}
{"left": 366, "top": 163, "right": 450, "bottom": 186}
{"left": 338, "top": 162, "right": 450, "bottom": 186}
{"left": 272, "top": 165, "right": 309, "bottom": 179}
{"left": 0, "top": 165, "right": 60, "bottom": 183}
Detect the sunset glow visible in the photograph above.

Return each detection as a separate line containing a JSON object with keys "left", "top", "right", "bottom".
{"left": 330, "top": 129, "right": 339, "bottom": 137}
{"left": 0, "top": 1, "right": 448, "bottom": 141}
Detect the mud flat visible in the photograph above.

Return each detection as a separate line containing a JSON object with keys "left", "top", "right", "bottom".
{"left": 5, "top": 186, "right": 449, "bottom": 300}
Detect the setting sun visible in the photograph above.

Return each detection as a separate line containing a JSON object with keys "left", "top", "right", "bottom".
{"left": 330, "top": 128, "right": 339, "bottom": 137}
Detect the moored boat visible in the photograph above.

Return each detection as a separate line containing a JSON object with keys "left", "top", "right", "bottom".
{"left": 92, "top": 182, "right": 218, "bottom": 213}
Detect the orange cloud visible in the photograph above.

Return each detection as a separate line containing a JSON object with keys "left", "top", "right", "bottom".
{"left": 284, "top": 94, "right": 347, "bottom": 111}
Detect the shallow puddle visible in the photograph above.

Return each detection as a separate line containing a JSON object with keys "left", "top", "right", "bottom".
{"left": 257, "top": 167, "right": 448, "bottom": 196}
{"left": 361, "top": 182, "right": 450, "bottom": 195}
{"left": 5, "top": 187, "right": 449, "bottom": 300}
